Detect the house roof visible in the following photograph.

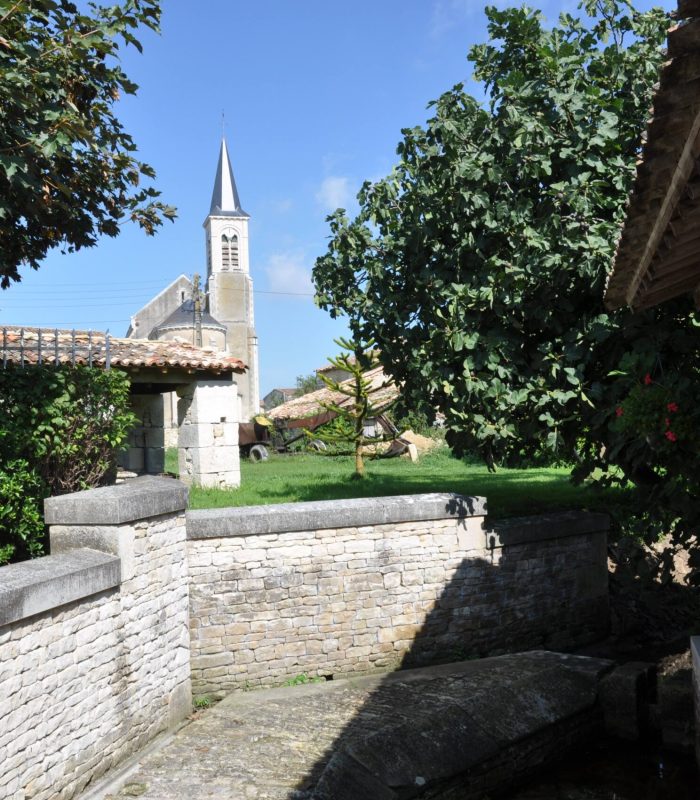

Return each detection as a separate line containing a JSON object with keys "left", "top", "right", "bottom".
{"left": 155, "top": 300, "right": 227, "bottom": 333}
{"left": 605, "top": 3, "right": 700, "bottom": 310}
{"left": 0, "top": 327, "right": 246, "bottom": 373}
{"left": 209, "top": 138, "right": 248, "bottom": 218}
{"left": 266, "top": 365, "right": 399, "bottom": 422}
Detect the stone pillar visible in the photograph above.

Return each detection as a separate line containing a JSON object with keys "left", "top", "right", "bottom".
{"left": 35, "top": 477, "right": 192, "bottom": 797}
{"left": 176, "top": 377, "right": 240, "bottom": 488}
{"left": 121, "top": 393, "right": 166, "bottom": 474}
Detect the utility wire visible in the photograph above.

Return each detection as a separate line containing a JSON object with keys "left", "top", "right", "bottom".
{"left": 0, "top": 288, "right": 315, "bottom": 309}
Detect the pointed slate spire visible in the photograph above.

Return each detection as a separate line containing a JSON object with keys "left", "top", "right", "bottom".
{"left": 209, "top": 138, "right": 248, "bottom": 217}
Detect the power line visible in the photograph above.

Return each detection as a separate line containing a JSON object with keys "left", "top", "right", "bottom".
{"left": 0, "top": 287, "right": 315, "bottom": 309}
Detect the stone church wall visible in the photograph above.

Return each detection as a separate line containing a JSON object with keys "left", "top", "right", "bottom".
{"left": 186, "top": 500, "right": 609, "bottom": 694}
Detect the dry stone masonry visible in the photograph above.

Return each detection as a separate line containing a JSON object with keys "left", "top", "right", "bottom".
{"left": 0, "top": 477, "right": 191, "bottom": 800}
{"left": 0, "top": 481, "right": 612, "bottom": 799}
{"left": 176, "top": 378, "right": 240, "bottom": 488}
{"left": 186, "top": 497, "right": 610, "bottom": 694}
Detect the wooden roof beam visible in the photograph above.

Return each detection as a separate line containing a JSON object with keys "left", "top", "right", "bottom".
{"left": 621, "top": 105, "right": 700, "bottom": 307}
{"left": 668, "top": 17, "right": 700, "bottom": 58}
{"left": 674, "top": 0, "right": 700, "bottom": 20}
{"left": 634, "top": 271, "right": 700, "bottom": 310}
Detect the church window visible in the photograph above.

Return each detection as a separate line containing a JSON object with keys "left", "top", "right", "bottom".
{"left": 221, "top": 234, "right": 231, "bottom": 270}
{"left": 231, "top": 234, "right": 239, "bottom": 268}
{"left": 221, "top": 232, "right": 240, "bottom": 270}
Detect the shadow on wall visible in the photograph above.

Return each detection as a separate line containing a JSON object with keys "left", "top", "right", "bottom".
{"left": 285, "top": 505, "right": 609, "bottom": 799}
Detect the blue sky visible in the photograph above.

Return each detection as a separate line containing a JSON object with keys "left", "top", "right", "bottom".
{"left": 1, "top": 0, "right": 674, "bottom": 395}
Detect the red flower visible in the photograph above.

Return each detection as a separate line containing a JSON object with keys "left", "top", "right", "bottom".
{"left": 667, "top": 402, "right": 679, "bottom": 413}
{"left": 665, "top": 431, "right": 677, "bottom": 442}
{"left": 644, "top": 373, "right": 652, "bottom": 385}
{"left": 615, "top": 406, "right": 624, "bottom": 417}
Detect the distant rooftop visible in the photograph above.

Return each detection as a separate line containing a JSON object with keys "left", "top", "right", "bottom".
{"left": 155, "top": 300, "right": 227, "bottom": 333}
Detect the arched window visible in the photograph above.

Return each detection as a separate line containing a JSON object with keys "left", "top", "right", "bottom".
{"left": 221, "top": 234, "right": 231, "bottom": 270}
{"left": 231, "top": 234, "right": 239, "bottom": 268}
{"left": 221, "top": 232, "right": 240, "bottom": 270}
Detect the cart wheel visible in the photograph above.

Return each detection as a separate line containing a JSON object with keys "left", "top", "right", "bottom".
{"left": 308, "top": 439, "right": 327, "bottom": 452}
{"left": 249, "top": 444, "right": 269, "bottom": 462}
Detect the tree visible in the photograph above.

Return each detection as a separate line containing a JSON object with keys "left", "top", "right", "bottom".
{"left": 0, "top": 0, "right": 176, "bottom": 287}
{"left": 295, "top": 372, "right": 323, "bottom": 397}
{"left": 314, "top": 337, "right": 394, "bottom": 479}
{"left": 0, "top": 364, "right": 136, "bottom": 563}
{"left": 315, "top": 0, "right": 670, "bottom": 467}
{"left": 314, "top": 3, "right": 700, "bottom": 569}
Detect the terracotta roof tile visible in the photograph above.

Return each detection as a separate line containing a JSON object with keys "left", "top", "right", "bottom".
{"left": 0, "top": 327, "right": 246, "bottom": 373}
{"left": 267, "top": 365, "right": 399, "bottom": 421}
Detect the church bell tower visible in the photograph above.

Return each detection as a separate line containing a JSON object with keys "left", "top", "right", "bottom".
{"left": 204, "top": 138, "right": 260, "bottom": 419}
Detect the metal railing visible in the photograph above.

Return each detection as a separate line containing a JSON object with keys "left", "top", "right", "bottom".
{"left": 0, "top": 328, "right": 112, "bottom": 370}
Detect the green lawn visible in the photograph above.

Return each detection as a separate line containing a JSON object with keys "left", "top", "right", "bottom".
{"left": 180, "top": 446, "right": 628, "bottom": 519}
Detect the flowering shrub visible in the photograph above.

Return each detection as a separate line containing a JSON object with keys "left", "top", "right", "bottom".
{"left": 613, "top": 376, "right": 693, "bottom": 454}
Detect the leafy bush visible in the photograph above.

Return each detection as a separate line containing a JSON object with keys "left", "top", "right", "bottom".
{"left": 0, "top": 365, "right": 136, "bottom": 563}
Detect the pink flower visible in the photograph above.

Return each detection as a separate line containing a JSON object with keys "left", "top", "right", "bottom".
{"left": 667, "top": 402, "right": 679, "bottom": 413}
{"left": 644, "top": 373, "right": 652, "bottom": 385}
{"left": 665, "top": 431, "right": 677, "bottom": 442}
{"left": 615, "top": 407, "right": 624, "bottom": 417}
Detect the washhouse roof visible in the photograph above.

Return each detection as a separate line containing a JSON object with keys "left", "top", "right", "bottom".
{"left": 0, "top": 327, "right": 246, "bottom": 374}
{"left": 605, "top": 2, "right": 700, "bottom": 310}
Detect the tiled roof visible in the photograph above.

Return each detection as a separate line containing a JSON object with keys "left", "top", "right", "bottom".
{"left": 0, "top": 327, "right": 246, "bottom": 373}
{"left": 155, "top": 300, "right": 226, "bottom": 333}
{"left": 267, "top": 365, "right": 399, "bottom": 422}
{"left": 605, "top": 2, "right": 700, "bottom": 310}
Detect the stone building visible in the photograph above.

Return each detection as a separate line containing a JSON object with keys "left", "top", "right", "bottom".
{"left": 128, "top": 138, "right": 260, "bottom": 422}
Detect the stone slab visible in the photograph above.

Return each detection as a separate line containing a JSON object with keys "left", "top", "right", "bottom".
{"left": 80, "top": 651, "right": 613, "bottom": 800}
{"left": 0, "top": 548, "right": 120, "bottom": 627}
{"left": 186, "top": 492, "right": 487, "bottom": 539}
{"left": 44, "top": 475, "right": 188, "bottom": 525}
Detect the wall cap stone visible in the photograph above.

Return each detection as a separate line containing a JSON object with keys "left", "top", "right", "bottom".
{"left": 0, "top": 548, "right": 120, "bottom": 627}
{"left": 44, "top": 475, "right": 188, "bottom": 525}
{"left": 487, "top": 510, "right": 610, "bottom": 548}
{"left": 187, "top": 492, "right": 487, "bottom": 538}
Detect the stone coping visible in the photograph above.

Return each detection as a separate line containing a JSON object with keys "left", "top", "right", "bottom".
{"left": 44, "top": 475, "right": 188, "bottom": 526}
{"left": 487, "top": 511, "right": 610, "bottom": 547}
{"left": 186, "top": 493, "right": 487, "bottom": 539}
{"left": 0, "top": 548, "right": 120, "bottom": 627}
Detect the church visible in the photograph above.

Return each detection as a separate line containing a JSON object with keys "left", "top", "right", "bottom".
{"left": 127, "top": 139, "right": 260, "bottom": 423}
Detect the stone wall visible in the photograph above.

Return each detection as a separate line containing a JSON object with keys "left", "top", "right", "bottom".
{"left": 186, "top": 497, "right": 609, "bottom": 694}
{"left": 0, "top": 477, "right": 191, "bottom": 800}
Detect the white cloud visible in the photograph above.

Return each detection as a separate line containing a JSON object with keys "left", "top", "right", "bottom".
{"left": 430, "top": 0, "right": 580, "bottom": 39}
{"left": 264, "top": 251, "right": 314, "bottom": 297}
{"left": 315, "top": 175, "right": 352, "bottom": 212}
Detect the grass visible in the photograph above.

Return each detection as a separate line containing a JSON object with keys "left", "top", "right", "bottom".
{"left": 177, "top": 446, "right": 630, "bottom": 519}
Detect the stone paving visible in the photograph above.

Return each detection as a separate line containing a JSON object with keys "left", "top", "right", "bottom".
{"left": 85, "top": 652, "right": 614, "bottom": 800}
